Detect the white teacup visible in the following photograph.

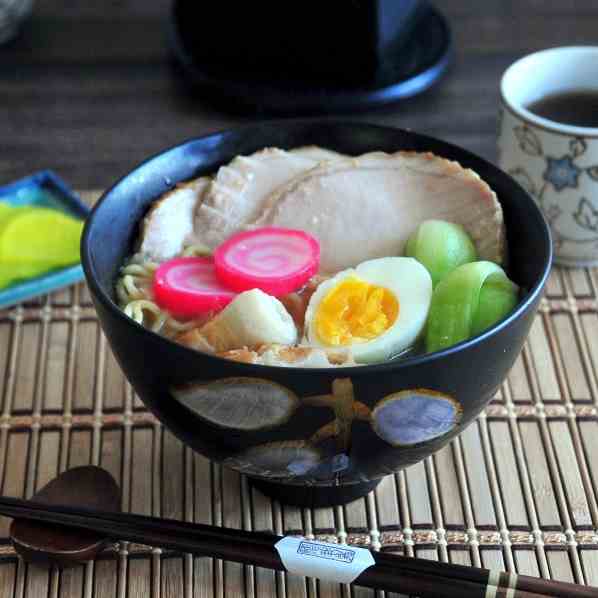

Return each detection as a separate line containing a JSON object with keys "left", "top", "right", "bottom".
{"left": 499, "top": 46, "right": 598, "bottom": 267}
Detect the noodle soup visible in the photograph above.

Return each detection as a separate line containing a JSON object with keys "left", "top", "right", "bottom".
{"left": 117, "top": 146, "right": 515, "bottom": 368}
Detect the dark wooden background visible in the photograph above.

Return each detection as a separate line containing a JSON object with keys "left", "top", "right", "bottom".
{"left": 1, "top": 0, "right": 597, "bottom": 189}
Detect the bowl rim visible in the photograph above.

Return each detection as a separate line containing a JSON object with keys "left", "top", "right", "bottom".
{"left": 81, "top": 119, "right": 553, "bottom": 376}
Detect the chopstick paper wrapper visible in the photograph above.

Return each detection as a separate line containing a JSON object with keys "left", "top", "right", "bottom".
{"left": 275, "top": 537, "right": 375, "bottom": 583}
{"left": 275, "top": 537, "right": 562, "bottom": 597}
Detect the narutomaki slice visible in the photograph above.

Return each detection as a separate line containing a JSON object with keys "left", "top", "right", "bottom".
{"left": 153, "top": 257, "right": 236, "bottom": 318}
{"left": 214, "top": 227, "right": 320, "bottom": 296}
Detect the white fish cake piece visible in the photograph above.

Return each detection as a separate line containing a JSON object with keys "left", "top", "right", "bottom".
{"left": 199, "top": 289, "right": 297, "bottom": 352}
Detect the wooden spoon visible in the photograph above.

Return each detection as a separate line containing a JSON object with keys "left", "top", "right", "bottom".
{"left": 9, "top": 466, "right": 120, "bottom": 568}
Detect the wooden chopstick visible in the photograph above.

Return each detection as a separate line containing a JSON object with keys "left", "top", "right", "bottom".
{"left": 0, "top": 496, "right": 594, "bottom": 598}
{"left": 373, "top": 550, "right": 596, "bottom": 597}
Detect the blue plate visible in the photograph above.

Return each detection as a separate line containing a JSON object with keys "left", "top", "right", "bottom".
{"left": 0, "top": 171, "right": 90, "bottom": 310}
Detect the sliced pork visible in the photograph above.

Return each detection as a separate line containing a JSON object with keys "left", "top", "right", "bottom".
{"left": 290, "top": 146, "right": 345, "bottom": 162}
{"left": 190, "top": 148, "right": 329, "bottom": 249}
{"left": 139, "top": 177, "right": 209, "bottom": 261}
{"left": 250, "top": 152, "right": 505, "bottom": 273}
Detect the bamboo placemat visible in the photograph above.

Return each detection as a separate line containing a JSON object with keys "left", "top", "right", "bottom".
{"left": 0, "top": 192, "right": 597, "bottom": 597}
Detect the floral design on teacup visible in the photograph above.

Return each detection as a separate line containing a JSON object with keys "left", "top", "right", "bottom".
{"left": 543, "top": 156, "right": 581, "bottom": 191}
{"left": 508, "top": 167, "right": 536, "bottom": 196}
{"left": 514, "top": 125, "right": 543, "bottom": 156}
{"left": 507, "top": 124, "right": 598, "bottom": 252}
{"left": 543, "top": 203, "right": 562, "bottom": 225}
{"left": 574, "top": 199, "right": 598, "bottom": 233}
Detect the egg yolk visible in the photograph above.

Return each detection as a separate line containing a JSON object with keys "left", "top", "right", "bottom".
{"left": 315, "top": 276, "right": 399, "bottom": 346}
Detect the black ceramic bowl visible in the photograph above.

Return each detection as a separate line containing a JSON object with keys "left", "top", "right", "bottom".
{"left": 81, "top": 121, "right": 552, "bottom": 507}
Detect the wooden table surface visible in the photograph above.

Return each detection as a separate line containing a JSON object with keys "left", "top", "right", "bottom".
{"left": 2, "top": 0, "right": 598, "bottom": 189}
{"left": 2, "top": 2, "right": 598, "bottom": 597}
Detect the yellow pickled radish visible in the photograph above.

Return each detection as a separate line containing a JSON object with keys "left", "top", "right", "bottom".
{"left": 0, "top": 204, "right": 38, "bottom": 236}
{"left": 0, "top": 208, "right": 83, "bottom": 267}
{"left": 1, "top": 205, "right": 44, "bottom": 289}
{"left": 0, "top": 266, "right": 12, "bottom": 288}
{"left": 0, "top": 262, "right": 55, "bottom": 289}
{"left": 0, "top": 202, "right": 16, "bottom": 229}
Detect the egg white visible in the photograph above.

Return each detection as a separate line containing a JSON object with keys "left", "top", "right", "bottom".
{"left": 304, "top": 257, "right": 432, "bottom": 364}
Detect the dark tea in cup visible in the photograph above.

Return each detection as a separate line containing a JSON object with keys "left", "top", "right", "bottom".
{"left": 526, "top": 90, "right": 598, "bottom": 128}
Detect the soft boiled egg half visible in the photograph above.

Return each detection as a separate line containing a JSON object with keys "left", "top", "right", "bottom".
{"left": 304, "top": 257, "right": 432, "bottom": 364}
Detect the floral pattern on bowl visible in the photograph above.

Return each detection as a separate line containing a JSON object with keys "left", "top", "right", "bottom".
{"left": 171, "top": 376, "right": 462, "bottom": 483}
